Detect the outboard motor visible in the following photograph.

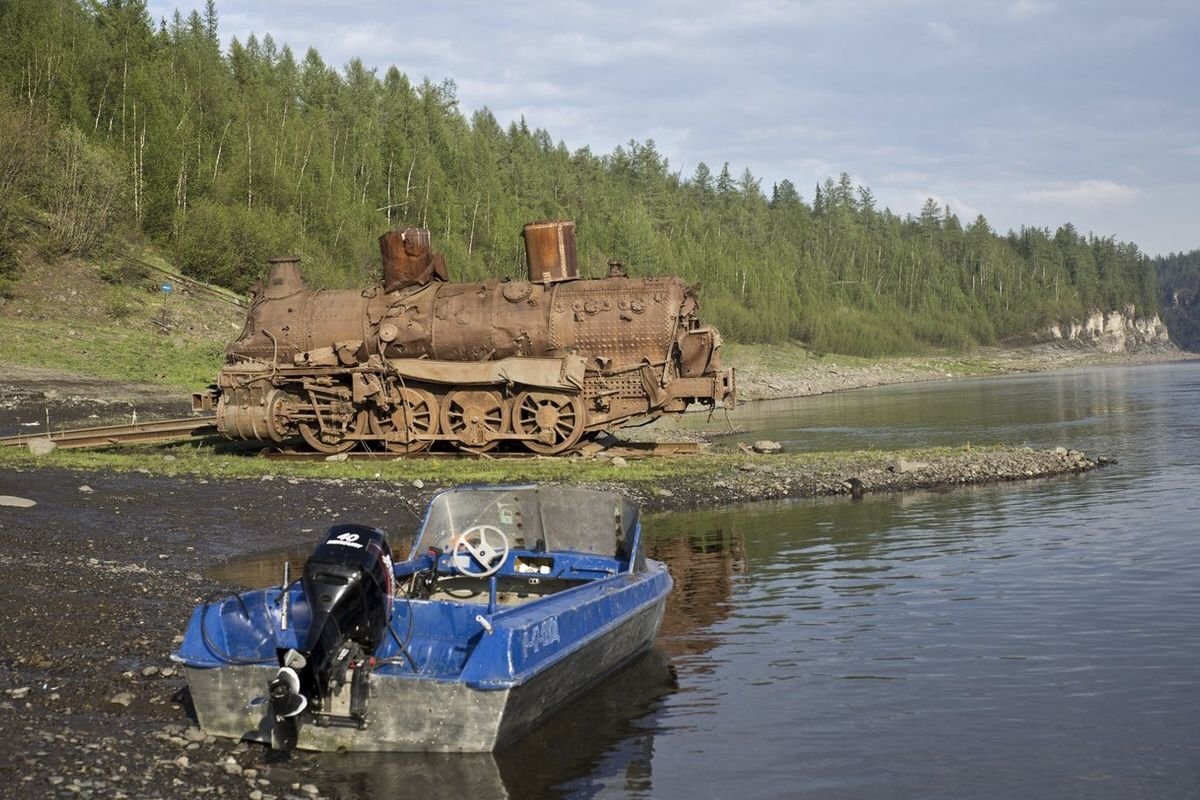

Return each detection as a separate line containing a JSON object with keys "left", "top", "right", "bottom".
{"left": 268, "top": 524, "right": 394, "bottom": 751}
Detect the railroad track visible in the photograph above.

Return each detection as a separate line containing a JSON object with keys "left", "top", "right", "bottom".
{"left": 0, "top": 416, "right": 219, "bottom": 449}
{"left": 0, "top": 416, "right": 700, "bottom": 458}
{"left": 261, "top": 440, "right": 701, "bottom": 460}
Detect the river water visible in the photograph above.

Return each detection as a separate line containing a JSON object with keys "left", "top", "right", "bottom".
{"left": 253, "top": 362, "right": 1200, "bottom": 798}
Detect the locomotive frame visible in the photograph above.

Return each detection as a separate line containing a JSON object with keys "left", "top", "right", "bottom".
{"left": 195, "top": 220, "right": 735, "bottom": 455}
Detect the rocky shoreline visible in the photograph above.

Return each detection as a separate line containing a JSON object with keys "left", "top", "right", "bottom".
{"left": 730, "top": 340, "right": 1195, "bottom": 403}
{"left": 624, "top": 445, "right": 1105, "bottom": 512}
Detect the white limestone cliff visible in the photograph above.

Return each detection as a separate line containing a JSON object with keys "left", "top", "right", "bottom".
{"left": 1044, "top": 306, "right": 1172, "bottom": 352}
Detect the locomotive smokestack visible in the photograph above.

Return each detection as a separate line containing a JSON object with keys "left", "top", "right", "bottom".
{"left": 379, "top": 227, "right": 448, "bottom": 291}
{"left": 522, "top": 220, "right": 578, "bottom": 284}
{"left": 264, "top": 257, "right": 304, "bottom": 299}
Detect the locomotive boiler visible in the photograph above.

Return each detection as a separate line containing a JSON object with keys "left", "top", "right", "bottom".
{"left": 194, "top": 220, "right": 735, "bottom": 454}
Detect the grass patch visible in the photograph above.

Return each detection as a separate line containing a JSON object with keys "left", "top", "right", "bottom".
{"left": 0, "top": 317, "right": 224, "bottom": 389}
{"left": 0, "top": 438, "right": 1003, "bottom": 485}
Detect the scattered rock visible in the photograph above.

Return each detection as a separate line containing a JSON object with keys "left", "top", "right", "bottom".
{"left": 412, "top": 479, "right": 424, "bottom": 489}
{"left": 78, "top": 485, "right": 94, "bottom": 493}
{"left": 142, "top": 666, "right": 160, "bottom": 677}
{"left": 610, "top": 456, "right": 628, "bottom": 468}
{"left": 752, "top": 440, "right": 783, "bottom": 454}
{"left": 109, "top": 692, "right": 134, "bottom": 707}
{"left": 0, "top": 495, "right": 36, "bottom": 508}
{"left": 324, "top": 453, "right": 349, "bottom": 462}
{"left": 27, "top": 438, "right": 57, "bottom": 456}
{"left": 891, "top": 459, "right": 929, "bottom": 474}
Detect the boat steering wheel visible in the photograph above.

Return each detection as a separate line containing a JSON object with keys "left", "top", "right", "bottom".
{"left": 451, "top": 524, "right": 510, "bottom": 578}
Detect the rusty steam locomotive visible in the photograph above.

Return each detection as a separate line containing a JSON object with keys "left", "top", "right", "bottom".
{"left": 194, "top": 220, "right": 735, "bottom": 454}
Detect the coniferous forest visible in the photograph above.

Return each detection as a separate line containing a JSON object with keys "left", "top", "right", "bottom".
{"left": 0, "top": 0, "right": 1167, "bottom": 356}
{"left": 1155, "top": 250, "right": 1200, "bottom": 351}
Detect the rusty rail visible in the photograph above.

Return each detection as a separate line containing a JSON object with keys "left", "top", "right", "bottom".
{"left": 1, "top": 416, "right": 699, "bottom": 457}
{"left": 0, "top": 416, "right": 218, "bottom": 449}
{"left": 260, "top": 440, "right": 700, "bottom": 460}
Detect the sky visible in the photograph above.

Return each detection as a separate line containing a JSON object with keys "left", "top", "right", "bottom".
{"left": 147, "top": 0, "right": 1200, "bottom": 256}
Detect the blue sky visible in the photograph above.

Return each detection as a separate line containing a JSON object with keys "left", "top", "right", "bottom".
{"left": 148, "top": 0, "right": 1199, "bottom": 256}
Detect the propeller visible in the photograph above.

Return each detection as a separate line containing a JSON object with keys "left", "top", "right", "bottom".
{"left": 267, "top": 652, "right": 309, "bottom": 752}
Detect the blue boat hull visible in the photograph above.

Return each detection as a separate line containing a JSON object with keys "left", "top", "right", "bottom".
{"left": 181, "top": 565, "right": 669, "bottom": 751}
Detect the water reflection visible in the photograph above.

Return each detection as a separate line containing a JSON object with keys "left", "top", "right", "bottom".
{"left": 645, "top": 520, "right": 745, "bottom": 662}
{"left": 293, "top": 649, "right": 676, "bottom": 800}
{"left": 677, "top": 362, "right": 1197, "bottom": 455}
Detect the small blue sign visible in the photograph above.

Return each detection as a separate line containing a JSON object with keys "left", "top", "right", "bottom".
{"left": 161, "top": 283, "right": 173, "bottom": 294}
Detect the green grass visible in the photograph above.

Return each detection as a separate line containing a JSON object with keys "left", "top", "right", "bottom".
{"left": 0, "top": 438, "right": 1003, "bottom": 484}
{"left": 0, "top": 317, "right": 224, "bottom": 389}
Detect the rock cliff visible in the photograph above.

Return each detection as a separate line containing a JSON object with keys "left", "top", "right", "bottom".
{"left": 1045, "top": 306, "right": 1172, "bottom": 352}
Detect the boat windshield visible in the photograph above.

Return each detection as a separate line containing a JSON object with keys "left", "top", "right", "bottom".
{"left": 412, "top": 486, "right": 641, "bottom": 565}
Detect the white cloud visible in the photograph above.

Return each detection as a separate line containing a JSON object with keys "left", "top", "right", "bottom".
{"left": 926, "top": 20, "right": 960, "bottom": 46}
{"left": 1007, "top": 0, "right": 1053, "bottom": 21}
{"left": 142, "top": 0, "right": 1199, "bottom": 255}
{"left": 1019, "top": 180, "right": 1140, "bottom": 207}
{"left": 879, "top": 170, "right": 931, "bottom": 185}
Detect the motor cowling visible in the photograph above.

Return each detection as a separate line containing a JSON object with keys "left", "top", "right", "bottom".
{"left": 269, "top": 524, "right": 394, "bottom": 748}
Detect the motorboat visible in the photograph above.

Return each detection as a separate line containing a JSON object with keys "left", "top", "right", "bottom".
{"left": 172, "top": 485, "right": 672, "bottom": 752}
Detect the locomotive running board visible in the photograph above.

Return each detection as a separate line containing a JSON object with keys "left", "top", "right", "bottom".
{"left": 387, "top": 355, "right": 586, "bottom": 392}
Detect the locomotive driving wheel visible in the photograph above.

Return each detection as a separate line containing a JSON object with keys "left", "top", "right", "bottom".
{"left": 368, "top": 387, "right": 438, "bottom": 454}
{"left": 298, "top": 410, "right": 368, "bottom": 454}
{"left": 513, "top": 391, "right": 586, "bottom": 455}
{"left": 440, "top": 390, "right": 510, "bottom": 452}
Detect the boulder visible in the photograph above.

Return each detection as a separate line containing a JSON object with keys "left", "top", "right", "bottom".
{"left": 27, "top": 438, "right": 57, "bottom": 457}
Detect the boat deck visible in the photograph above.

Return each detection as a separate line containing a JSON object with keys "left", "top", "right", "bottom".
{"left": 423, "top": 575, "right": 588, "bottom": 607}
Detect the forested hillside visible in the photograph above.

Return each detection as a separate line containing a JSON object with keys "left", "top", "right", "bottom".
{"left": 1155, "top": 250, "right": 1200, "bottom": 351}
{"left": 0, "top": 0, "right": 1160, "bottom": 355}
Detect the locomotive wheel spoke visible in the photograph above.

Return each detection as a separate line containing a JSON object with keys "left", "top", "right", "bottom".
{"left": 440, "top": 390, "right": 510, "bottom": 452}
{"left": 368, "top": 387, "right": 438, "bottom": 454}
{"left": 298, "top": 410, "right": 367, "bottom": 454}
{"left": 513, "top": 391, "right": 586, "bottom": 455}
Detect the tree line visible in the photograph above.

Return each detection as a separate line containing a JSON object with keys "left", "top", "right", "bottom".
{"left": 1154, "top": 249, "right": 1200, "bottom": 351}
{"left": 0, "top": 0, "right": 1162, "bottom": 355}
